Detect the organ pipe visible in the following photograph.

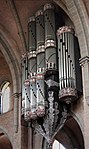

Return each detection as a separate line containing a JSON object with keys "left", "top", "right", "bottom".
{"left": 22, "top": 54, "right": 31, "bottom": 121}
{"left": 21, "top": 57, "right": 26, "bottom": 101}
{"left": 35, "top": 10, "right": 45, "bottom": 117}
{"left": 57, "top": 26, "right": 77, "bottom": 103}
{"left": 28, "top": 16, "right": 37, "bottom": 119}
{"left": 24, "top": 78, "right": 30, "bottom": 121}
{"left": 44, "top": 3, "right": 57, "bottom": 72}
{"left": 44, "top": 3, "right": 56, "bottom": 41}
{"left": 24, "top": 16, "right": 37, "bottom": 121}
{"left": 44, "top": 3, "right": 58, "bottom": 92}
{"left": 28, "top": 16, "right": 36, "bottom": 52}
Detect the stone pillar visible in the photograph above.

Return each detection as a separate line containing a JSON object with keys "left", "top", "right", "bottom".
{"left": 28, "top": 126, "right": 33, "bottom": 149}
{"left": 13, "top": 93, "right": 20, "bottom": 133}
{"left": 80, "top": 56, "right": 89, "bottom": 149}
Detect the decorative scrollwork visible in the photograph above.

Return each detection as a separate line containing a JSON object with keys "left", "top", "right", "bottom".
{"left": 57, "top": 26, "right": 74, "bottom": 35}
{"left": 32, "top": 90, "right": 68, "bottom": 146}
{"left": 59, "top": 87, "right": 78, "bottom": 104}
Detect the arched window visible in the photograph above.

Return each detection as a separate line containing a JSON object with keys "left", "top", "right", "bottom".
{"left": 1, "top": 82, "right": 10, "bottom": 113}
{"left": 52, "top": 140, "right": 65, "bottom": 149}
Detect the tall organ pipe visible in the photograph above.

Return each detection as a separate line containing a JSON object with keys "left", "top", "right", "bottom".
{"left": 44, "top": 3, "right": 58, "bottom": 83}
{"left": 22, "top": 57, "right": 26, "bottom": 102}
{"left": 57, "top": 26, "right": 77, "bottom": 104}
{"left": 22, "top": 54, "right": 31, "bottom": 121}
{"left": 35, "top": 10, "right": 45, "bottom": 117}
{"left": 27, "top": 16, "right": 37, "bottom": 120}
{"left": 21, "top": 57, "right": 26, "bottom": 114}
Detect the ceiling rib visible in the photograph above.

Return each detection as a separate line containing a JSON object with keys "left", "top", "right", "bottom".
{"left": 7, "top": 0, "right": 27, "bottom": 54}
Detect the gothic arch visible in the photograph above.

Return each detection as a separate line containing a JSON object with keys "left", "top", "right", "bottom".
{"left": 0, "top": 31, "right": 20, "bottom": 93}
{"left": 0, "top": 127, "right": 13, "bottom": 148}
{"left": 0, "top": 23, "right": 21, "bottom": 62}
{"left": 41, "top": 116, "right": 84, "bottom": 149}
{"left": 0, "top": 135, "right": 13, "bottom": 149}
{"left": 55, "top": 116, "right": 85, "bottom": 149}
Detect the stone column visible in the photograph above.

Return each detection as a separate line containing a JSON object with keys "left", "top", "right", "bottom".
{"left": 80, "top": 56, "right": 89, "bottom": 149}
{"left": 13, "top": 93, "right": 20, "bottom": 133}
{"left": 28, "top": 125, "right": 33, "bottom": 149}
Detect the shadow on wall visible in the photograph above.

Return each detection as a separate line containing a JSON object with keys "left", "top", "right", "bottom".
{"left": 0, "top": 134, "right": 12, "bottom": 149}
{"left": 56, "top": 116, "right": 85, "bottom": 149}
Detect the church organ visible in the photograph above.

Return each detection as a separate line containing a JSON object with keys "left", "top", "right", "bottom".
{"left": 22, "top": 3, "right": 82, "bottom": 147}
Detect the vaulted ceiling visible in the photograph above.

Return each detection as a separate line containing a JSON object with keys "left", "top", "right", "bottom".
{"left": 0, "top": 0, "right": 53, "bottom": 55}
{"left": 0, "top": 0, "right": 53, "bottom": 86}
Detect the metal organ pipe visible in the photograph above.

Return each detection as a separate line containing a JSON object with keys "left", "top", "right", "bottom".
{"left": 21, "top": 57, "right": 26, "bottom": 101}
{"left": 35, "top": 10, "right": 45, "bottom": 117}
{"left": 24, "top": 17, "right": 37, "bottom": 121}
{"left": 22, "top": 53, "right": 31, "bottom": 121}
{"left": 44, "top": 3, "right": 57, "bottom": 73}
{"left": 27, "top": 16, "right": 37, "bottom": 120}
{"left": 44, "top": 4, "right": 56, "bottom": 41}
{"left": 57, "top": 26, "right": 77, "bottom": 104}
{"left": 21, "top": 56, "right": 26, "bottom": 116}
{"left": 35, "top": 10, "right": 44, "bottom": 46}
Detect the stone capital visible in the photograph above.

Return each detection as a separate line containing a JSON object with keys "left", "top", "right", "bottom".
{"left": 79, "top": 56, "right": 89, "bottom": 66}
{"left": 12, "top": 92, "right": 21, "bottom": 98}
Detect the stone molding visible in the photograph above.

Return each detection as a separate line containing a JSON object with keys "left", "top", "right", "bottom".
{"left": 13, "top": 92, "right": 21, "bottom": 133}
{"left": 12, "top": 92, "right": 21, "bottom": 98}
{"left": 80, "top": 56, "right": 89, "bottom": 106}
{"left": 79, "top": 56, "right": 89, "bottom": 66}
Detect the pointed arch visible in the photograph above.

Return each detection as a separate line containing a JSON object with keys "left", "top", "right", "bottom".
{"left": 0, "top": 31, "right": 20, "bottom": 93}
{"left": 0, "top": 127, "right": 13, "bottom": 148}
{"left": 55, "top": 116, "right": 85, "bottom": 149}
